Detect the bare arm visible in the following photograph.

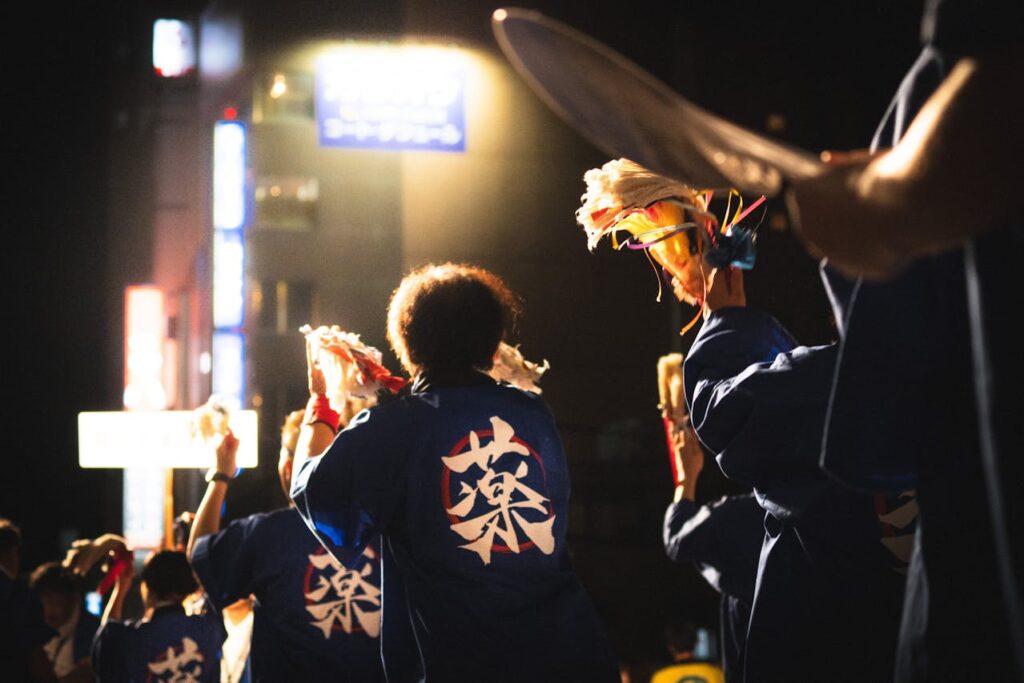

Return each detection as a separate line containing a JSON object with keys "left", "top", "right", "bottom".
{"left": 186, "top": 431, "right": 239, "bottom": 559}
{"left": 673, "top": 422, "right": 705, "bottom": 503}
{"left": 293, "top": 421, "right": 337, "bottom": 485}
{"left": 789, "top": 47, "right": 1024, "bottom": 278}
{"left": 99, "top": 562, "right": 134, "bottom": 627}
{"left": 291, "top": 339, "right": 344, "bottom": 496}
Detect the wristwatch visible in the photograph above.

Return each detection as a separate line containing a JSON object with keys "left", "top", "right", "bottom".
{"left": 205, "top": 468, "right": 233, "bottom": 485}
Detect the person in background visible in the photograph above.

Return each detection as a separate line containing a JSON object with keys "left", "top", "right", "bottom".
{"left": 291, "top": 263, "right": 620, "bottom": 683}
{"left": 649, "top": 621, "right": 724, "bottom": 683}
{"left": 91, "top": 543, "right": 223, "bottom": 683}
{"left": 0, "top": 518, "right": 58, "bottom": 682}
{"left": 187, "top": 413, "right": 384, "bottom": 683}
{"left": 29, "top": 562, "right": 99, "bottom": 682}
{"left": 218, "top": 597, "right": 253, "bottom": 683}
{"left": 661, "top": 418, "right": 761, "bottom": 683}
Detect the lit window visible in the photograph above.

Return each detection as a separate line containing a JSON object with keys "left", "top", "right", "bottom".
{"left": 253, "top": 71, "right": 314, "bottom": 123}
{"left": 252, "top": 280, "right": 314, "bottom": 334}
{"left": 253, "top": 176, "right": 319, "bottom": 231}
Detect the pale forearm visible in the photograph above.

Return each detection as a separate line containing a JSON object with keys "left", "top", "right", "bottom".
{"left": 291, "top": 421, "right": 336, "bottom": 496}
{"left": 790, "top": 47, "right": 1023, "bottom": 278}
{"left": 101, "top": 582, "right": 128, "bottom": 626}
{"left": 861, "top": 47, "right": 1022, "bottom": 255}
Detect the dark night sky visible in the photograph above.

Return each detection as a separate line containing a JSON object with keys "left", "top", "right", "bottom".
{"left": 7, "top": 0, "right": 925, "bottom": 577}
{"left": 9, "top": 6, "right": 125, "bottom": 565}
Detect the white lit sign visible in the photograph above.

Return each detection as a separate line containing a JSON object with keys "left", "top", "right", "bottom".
{"left": 78, "top": 410, "right": 258, "bottom": 468}
{"left": 316, "top": 45, "right": 466, "bottom": 152}
{"left": 213, "top": 230, "right": 245, "bottom": 329}
{"left": 153, "top": 19, "right": 196, "bottom": 78}
{"left": 213, "top": 121, "right": 246, "bottom": 230}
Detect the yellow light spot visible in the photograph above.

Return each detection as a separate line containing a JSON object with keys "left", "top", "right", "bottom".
{"left": 270, "top": 73, "right": 287, "bottom": 99}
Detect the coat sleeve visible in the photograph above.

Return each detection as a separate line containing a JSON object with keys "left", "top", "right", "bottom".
{"left": 190, "top": 513, "right": 269, "bottom": 610}
{"left": 291, "top": 402, "right": 410, "bottom": 566}
{"left": 684, "top": 308, "right": 838, "bottom": 501}
{"left": 663, "top": 494, "right": 763, "bottom": 605}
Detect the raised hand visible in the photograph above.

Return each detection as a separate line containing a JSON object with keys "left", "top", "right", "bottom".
{"left": 702, "top": 264, "right": 746, "bottom": 320}
{"left": 62, "top": 534, "right": 130, "bottom": 577}
{"left": 306, "top": 337, "right": 328, "bottom": 397}
{"left": 215, "top": 429, "right": 240, "bottom": 477}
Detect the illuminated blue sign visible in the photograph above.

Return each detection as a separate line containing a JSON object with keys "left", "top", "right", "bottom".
{"left": 212, "top": 230, "right": 244, "bottom": 329}
{"left": 212, "top": 331, "right": 245, "bottom": 411}
{"left": 213, "top": 121, "right": 246, "bottom": 230}
{"left": 316, "top": 46, "right": 466, "bottom": 152}
{"left": 212, "top": 119, "right": 247, "bottom": 409}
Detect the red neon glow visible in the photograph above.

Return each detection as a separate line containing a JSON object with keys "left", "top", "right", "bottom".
{"left": 223, "top": 107, "right": 237, "bottom": 120}
{"left": 124, "top": 286, "right": 167, "bottom": 410}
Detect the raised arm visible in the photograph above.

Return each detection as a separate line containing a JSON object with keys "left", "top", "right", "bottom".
{"left": 670, "top": 422, "right": 704, "bottom": 504}
{"left": 187, "top": 430, "right": 239, "bottom": 559}
{"left": 788, "top": 46, "right": 1024, "bottom": 279}
{"left": 99, "top": 560, "right": 134, "bottom": 627}
{"left": 291, "top": 336, "right": 343, "bottom": 489}
{"left": 684, "top": 267, "right": 838, "bottom": 504}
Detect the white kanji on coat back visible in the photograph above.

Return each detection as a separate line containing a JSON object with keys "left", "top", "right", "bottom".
{"left": 443, "top": 415, "right": 556, "bottom": 565}
{"left": 147, "top": 636, "right": 204, "bottom": 682}
{"left": 304, "top": 547, "right": 381, "bottom": 638}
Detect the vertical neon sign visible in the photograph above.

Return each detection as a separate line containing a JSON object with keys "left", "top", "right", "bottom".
{"left": 212, "top": 121, "right": 246, "bottom": 411}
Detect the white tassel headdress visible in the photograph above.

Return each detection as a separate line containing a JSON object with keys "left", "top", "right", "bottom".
{"left": 576, "top": 158, "right": 709, "bottom": 250}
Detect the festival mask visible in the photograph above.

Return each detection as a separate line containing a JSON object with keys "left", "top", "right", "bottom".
{"left": 578, "top": 158, "right": 762, "bottom": 330}
{"left": 607, "top": 199, "right": 709, "bottom": 306}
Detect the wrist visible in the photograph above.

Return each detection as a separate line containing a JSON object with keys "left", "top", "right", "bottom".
{"left": 304, "top": 394, "right": 340, "bottom": 433}
{"left": 673, "top": 483, "right": 693, "bottom": 503}
{"left": 677, "top": 467, "right": 699, "bottom": 500}
{"left": 675, "top": 482, "right": 697, "bottom": 502}
{"left": 205, "top": 468, "right": 234, "bottom": 485}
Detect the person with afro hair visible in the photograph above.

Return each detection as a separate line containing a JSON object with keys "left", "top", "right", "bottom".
{"left": 291, "top": 263, "right": 619, "bottom": 683}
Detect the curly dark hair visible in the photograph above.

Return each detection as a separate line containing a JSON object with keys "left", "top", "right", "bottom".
{"left": 141, "top": 550, "right": 198, "bottom": 600}
{"left": 387, "top": 263, "right": 522, "bottom": 376}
